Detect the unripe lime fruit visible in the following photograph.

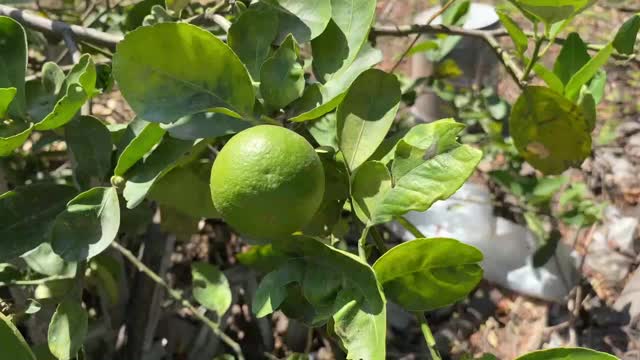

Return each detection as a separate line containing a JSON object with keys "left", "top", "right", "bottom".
{"left": 210, "top": 125, "right": 325, "bottom": 241}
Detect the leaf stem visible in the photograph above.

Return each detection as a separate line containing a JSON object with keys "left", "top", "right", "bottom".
{"left": 415, "top": 312, "right": 443, "bottom": 360}
{"left": 357, "top": 226, "right": 371, "bottom": 261}
{"left": 397, "top": 216, "right": 426, "bottom": 239}
{"left": 370, "top": 226, "right": 388, "bottom": 254}
{"left": 111, "top": 241, "right": 245, "bottom": 360}
{"left": 521, "top": 35, "right": 544, "bottom": 82}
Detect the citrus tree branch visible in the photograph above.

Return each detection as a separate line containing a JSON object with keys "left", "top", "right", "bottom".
{"left": 0, "top": 4, "right": 122, "bottom": 50}
{"left": 111, "top": 241, "right": 245, "bottom": 360}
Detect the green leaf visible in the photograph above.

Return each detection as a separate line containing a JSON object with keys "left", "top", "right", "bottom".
{"left": 553, "top": 33, "right": 590, "bottom": 85}
{"left": 51, "top": 187, "right": 120, "bottom": 261}
{"left": 124, "top": 0, "right": 165, "bottom": 31}
{"left": 588, "top": 70, "right": 607, "bottom": 104}
{"left": 31, "top": 344, "right": 57, "bottom": 360}
{"left": 508, "top": 0, "right": 595, "bottom": 25}
{"left": 25, "top": 63, "right": 65, "bottom": 123}
{"left": 532, "top": 63, "right": 564, "bottom": 94}
{"left": 192, "top": 262, "right": 232, "bottom": 316}
{"left": 114, "top": 119, "right": 166, "bottom": 176}
{"left": 351, "top": 161, "right": 392, "bottom": 224}
{"left": 0, "top": 122, "right": 33, "bottom": 157}
{"left": 237, "top": 244, "right": 287, "bottom": 273}
{"left": 578, "top": 88, "right": 596, "bottom": 132}
{"left": 258, "top": 0, "right": 332, "bottom": 43}
{"left": 0, "top": 311, "right": 37, "bottom": 360}
{"left": 311, "top": 0, "right": 377, "bottom": 83}
{"left": 253, "top": 236, "right": 385, "bottom": 329}
{"left": 161, "top": 112, "right": 250, "bottom": 140}
{"left": 165, "top": 0, "right": 189, "bottom": 13}
{"left": 371, "top": 119, "right": 482, "bottom": 224}
{"left": 613, "top": 14, "right": 640, "bottom": 55}
{"left": 0, "top": 87, "right": 16, "bottom": 118}
{"left": 149, "top": 160, "right": 219, "bottom": 219}
{"left": 260, "top": 34, "right": 305, "bottom": 109}
{"left": 34, "top": 55, "right": 97, "bottom": 131}
{"left": 0, "top": 184, "right": 77, "bottom": 262}
{"left": 509, "top": 86, "right": 591, "bottom": 175}
{"left": 496, "top": 9, "right": 528, "bottom": 56}
{"left": 48, "top": 299, "right": 88, "bottom": 360}
{"left": 332, "top": 294, "right": 386, "bottom": 360}
{"left": 565, "top": 43, "right": 613, "bottom": 101}
{"left": 113, "top": 23, "right": 255, "bottom": 123}
{"left": 290, "top": 44, "right": 382, "bottom": 122}
{"left": 302, "top": 149, "right": 350, "bottom": 237}
{"left": 515, "top": 347, "right": 618, "bottom": 360}
{"left": 122, "top": 135, "right": 195, "bottom": 208}
{"left": 405, "top": 40, "right": 439, "bottom": 57}
{"left": 228, "top": 9, "right": 279, "bottom": 80}
{"left": 65, "top": 116, "right": 113, "bottom": 190}
{"left": 0, "top": 16, "right": 27, "bottom": 118}
{"left": 22, "top": 243, "right": 77, "bottom": 277}
{"left": 373, "top": 238, "right": 483, "bottom": 311}
{"left": 337, "top": 69, "right": 401, "bottom": 171}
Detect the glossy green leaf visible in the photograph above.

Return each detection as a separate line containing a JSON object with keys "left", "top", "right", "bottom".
{"left": 405, "top": 40, "right": 439, "bottom": 57}
{"left": 51, "top": 187, "right": 120, "bottom": 261}
{"left": 515, "top": 347, "right": 618, "bottom": 360}
{"left": 565, "top": 43, "right": 613, "bottom": 101}
{"left": 351, "top": 161, "right": 392, "bottom": 224}
{"left": 253, "top": 236, "right": 385, "bottom": 330}
{"left": 290, "top": 44, "right": 382, "bottom": 122}
{"left": 48, "top": 299, "right": 88, "bottom": 360}
{"left": 496, "top": 9, "right": 528, "bottom": 56}
{"left": 0, "top": 16, "right": 27, "bottom": 118}
{"left": 259, "top": 0, "right": 332, "bottom": 43}
{"left": 162, "top": 111, "right": 250, "bottom": 140}
{"left": 579, "top": 88, "right": 596, "bottom": 132}
{"left": 123, "top": 135, "right": 195, "bottom": 208}
{"left": 192, "top": 262, "right": 232, "bottom": 316}
{"left": 34, "top": 55, "right": 97, "bottom": 131}
{"left": 508, "top": 0, "right": 595, "bottom": 24}
{"left": 66, "top": 116, "right": 113, "bottom": 190}
{"left": 303, "top": 149, "right": 349, "bottom": 237}
{"left": 510, "top": 86, "right": 591, "bottom": 175}
{"left": 532, "top": 63, "right": 564, "bottom": 94}
{"left": 0, "top": 87, "right": 16, "bottom": 118}
{"left": 124, "top": 0, "right": 165, "bottom": 31}
{"left": 22, "top": 243, "right": 77, "bottom": 277}
{"left": 113, "top": 23, "right": 255, "bottom": 123}
{"left": 311, "top": 0, "right": 376, "bottom": 83}
{"left": 114, "top": 119, "right": 166, "bottom": 176}
{"left": 337, "top": 69, "right": 401, "bottom": 171}
{"left": 228, "top": 9, "right": 279, "bottom": 80}
{"left": 260, "top": 34, "right": 305, "bottom": 109}
{"left": 149, "top": 160, "right": 219, "bottom": 219}
{"left": 0, "top": 311, "right": 36, "bottom": 360}
{"left": 308, "top": 113, "right": 338, "bottom": 149}
{"left": 237, "top": 244, "right": 287, "bottom": 273}
{"left": 613, "top": 14, "right": 640, "bottom": 55}
{"left": 25, "top": 63, "right": 65, "bottom": 123}
{"left": 588, "top": 70, "right": 607, "bottom": 104}
{"left": 0, "top": 122, "right": 33, "bottom": 157}
{"left": 0, "top": 184, "right": 77, "bottom": 262}
{"left": 374, "top": 238, "right": 483, "bottom": 311}
{"left": 371, "top": 119, "right": 482, "bottom": 224}
{"left": 332, "top": 294, "right": 386, "bottom": 360}
{"left": 553, "top": 33, "right": 590, "bottom": 85}
{"left": 31, "top": 344, "right": 57, "bottom": 360}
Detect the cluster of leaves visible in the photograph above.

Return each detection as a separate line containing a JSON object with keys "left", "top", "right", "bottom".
{"left": 0, "top": 0, "right": 638, "bottom": 359}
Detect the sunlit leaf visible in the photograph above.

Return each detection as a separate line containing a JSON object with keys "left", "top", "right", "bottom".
{"left": 0, "top": 311, "right": 36, "bottom": 360}
{"left": 192, "top": 262, "right": 232, "bottom": 316}
{"left": 48, "top": 299, "right": 88, "bottom": 360}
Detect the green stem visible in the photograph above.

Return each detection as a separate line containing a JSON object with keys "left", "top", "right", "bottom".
{"left": 521, "top": 36, "right": 544, "bottom": 82}
{"left": 397, "top": 216, "right": 426, "bottom": 239}
{"left": 111, "top": 241, "right": 245, "bottom": 360}
{"left": 370, "top": 226, "right": 388, "bottom": 254}
{"left": 357, "top": 226, "right": 371, "bottom": 261}
{"left": 415, "top": 312, "right": 442, "bottom": 360}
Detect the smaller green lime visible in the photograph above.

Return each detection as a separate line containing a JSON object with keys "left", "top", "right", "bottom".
{"left": 210, "top": 125, "right": 325, "bottom": 241}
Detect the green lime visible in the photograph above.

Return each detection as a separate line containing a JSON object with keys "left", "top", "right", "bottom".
{"left": 210, "top": 125, "right": 325, "bottom": 241}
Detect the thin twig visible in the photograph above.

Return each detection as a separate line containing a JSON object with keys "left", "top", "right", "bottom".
{"left": 482, "top": 33, "right": 525, "bottom": 89}
{"left": 111, "top": 241, "right": 245, "bottom": 360}
{"left": 0, "top": 4, "right": 122, "bottom": 50}
{"left": 391, "top": 0, "right": 457, "bottom": 72}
